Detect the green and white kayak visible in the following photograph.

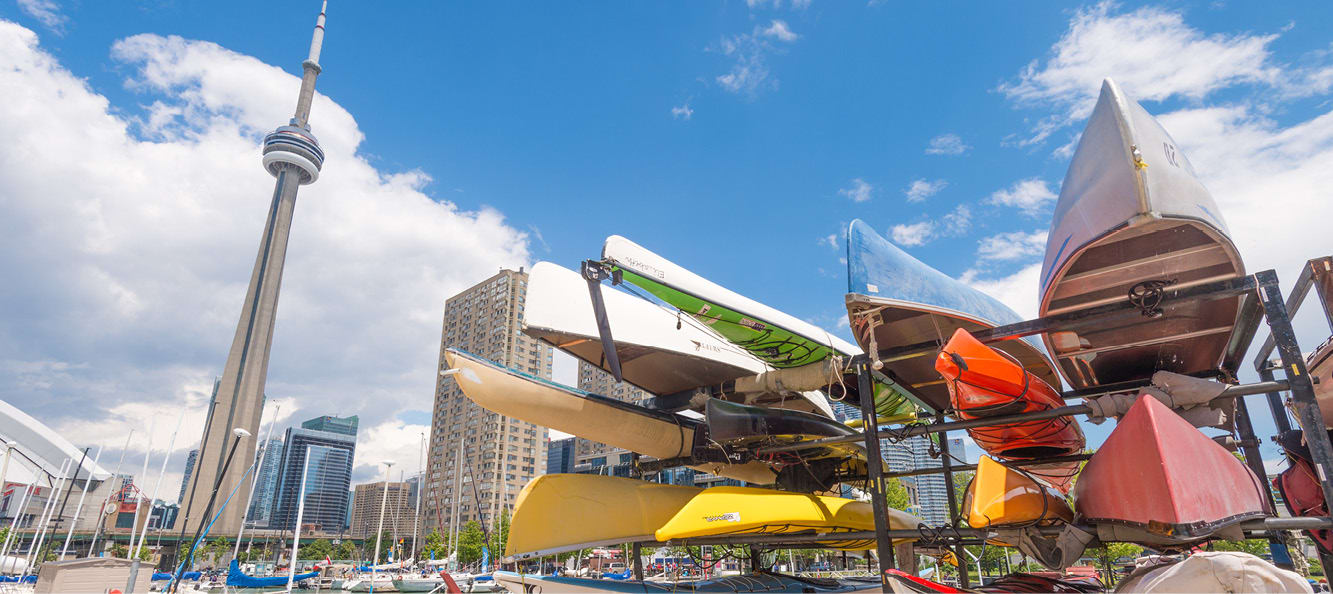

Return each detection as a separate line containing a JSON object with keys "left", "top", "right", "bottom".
{"left": 601, "top": 235, "right": 924, "bottom": 418}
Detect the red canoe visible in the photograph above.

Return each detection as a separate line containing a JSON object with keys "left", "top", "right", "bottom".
{"left": 1073, "top": 394, "right": 1269, "bottom": 546}
{"left": 936, "top": 328, "right": 1085, "bottom": 491}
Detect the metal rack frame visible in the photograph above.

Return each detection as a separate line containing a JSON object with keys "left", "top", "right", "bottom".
{"left": 841, "top": 264, "right": 1333, "bottom": 590}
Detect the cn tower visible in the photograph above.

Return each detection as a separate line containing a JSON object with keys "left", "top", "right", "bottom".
{"left": 181, "top": 2, "right": 329, "bottom": 536}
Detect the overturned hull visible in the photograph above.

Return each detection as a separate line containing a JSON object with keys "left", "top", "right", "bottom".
{"left": 846, "top": 219, "right": 1061, "bottom": 413}
{"left": 1072, "top": 394, "right": 1269, "bottom": 546}
{"left": 963, "top": 456, "right": 1074, "bottom": 529}
{"left": 1040, "top": 78, "right": 1244, "bottom": 389}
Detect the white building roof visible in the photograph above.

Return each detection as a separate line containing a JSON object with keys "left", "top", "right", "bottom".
{"left": 0, "top": 399, "right": 112, "bottom": 483}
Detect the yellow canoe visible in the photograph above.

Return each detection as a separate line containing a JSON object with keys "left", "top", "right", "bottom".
{"left": 654, "top": 485, "right": 919, "bottom": 550}
{"left": 506, "top": 474, "right": 701, "bottom": 559}
{"left": 964, "top": 456, "right": 1074, "bottom": 528}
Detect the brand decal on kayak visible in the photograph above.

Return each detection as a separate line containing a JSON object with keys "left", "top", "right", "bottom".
{"left": 695, "top": 304, "right": 718, "bottom": 325}
{"left": 703, "top": 512, "right": 741, "bottom": 523}
{"left": 690, "top": 340, "right": 724, "bottom": 354}
{"left": 738, "top": 317, "right": 766, "bottom": 331}
{"left": 620, "top": 256, "right": 665, "bottom": 279}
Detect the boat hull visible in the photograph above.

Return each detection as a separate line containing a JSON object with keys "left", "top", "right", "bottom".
{"left": 1040, "top": 78, "right": 1244, "bottom": 389}
{"left": 963, "top": 456, "right": 1073, "bottom": 528}
{"left": 1072, "top": 394, "right": 1268, "bottom": 545}
{"left": 506, "top": 474, "right": 701, "bottom": 559}
{"left": 654, "top": 485, "right": 919, "bottom": 550}
{"left": 936, "top": 329, "right": 1083, "bottom": 491}
{"left": 443, "top": 348, "right": 778, "bottom": 485}
{"left": 603, "top": 235, "right": 916, "bottom": 419}
{"left": 495, "top": 570, "right": 882, "bottom": 592}
{"left": 845, "top": 219, "right": 1061, "bottom": 414}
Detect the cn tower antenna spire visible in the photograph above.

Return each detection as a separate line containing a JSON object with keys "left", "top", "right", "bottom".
{"left": 293, "top": 0, "right": 327, "bottom": 129}
{"left": 181, "top": 1, "right": 330, "bottom": 541}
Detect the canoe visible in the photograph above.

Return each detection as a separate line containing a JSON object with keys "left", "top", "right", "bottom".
{"left": 523, "top": 261, "right": 832, "bottom": 417}
{"left": 654, "top": 485, "right": 919, "bottom": 550}
{"left": 1272, "top": 428, "right": 1333, "bottom": 554}
{"left": 602, "top": 235, "right": 919, "bottom": 419}
{"left": 706, "top": 399, "right": 866, "bottom": 492}
{"left": 935, "top": 328, "right": 1083, "bottom": 492}
{"left": 495, "top": 570, "right": 883, "bottom": 592}
{"left": 1072, "top": 394, "right": 1269, "bottom": 545}
{"left": 505, "top": 474, "right": 701, "bottom": 559}
{"left": 443, "top": 348, "right": 778, "bottom": 485}
{"left": 1040, "top": 78, "right": 1245, "bottom": 389}
{"left": 963, "top": 456, "right": 1073, "bottom": 528}
{"left": 845, "top": 219, "right": 1062, "bottom": 413}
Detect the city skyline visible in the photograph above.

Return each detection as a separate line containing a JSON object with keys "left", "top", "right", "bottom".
{"left": 1, "top": 1, "right": 1331, "bottom": 498}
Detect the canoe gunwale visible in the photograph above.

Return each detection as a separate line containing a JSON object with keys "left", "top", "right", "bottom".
{"left": 1080, "top": 510, "right": 1270, "bottom": 543}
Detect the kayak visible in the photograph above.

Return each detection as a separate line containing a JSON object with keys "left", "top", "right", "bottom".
{"left": 935, "top": 328, "right": 1083, "bottom": 491}
{"left": 706, "top": 399, "right": 866, "bottom": 493}
{"left": 1072, "top": 394, "right": 1269, "bottom": 545}
{"left": 963, "top": 456, "right": 1074, "bottom": 528}
{"left": 654, "top": 485, "right": 919, "bottom": 550}
{"left": 1040, "top": 78, "right": 1244, "bottom": 389}
{"left": 602, "top": 235, "right": 919, "bottom": 419}
{"left": 524, "top": 261, "right": 832, "bottom": 417}
{"left": 845, "top": 219, "right": 1062, "bottom": 413}
{"left": 495, "top": 570, "right": 883, "bottom": 592}
{"left": 1272, "top": 428, "right": 1333, "bottom": 554}
{"left": 443, "top": 348, "right": 778, "bottom": 485}
{"left": 505, "top": 474, "right": 700, "bottom": 559}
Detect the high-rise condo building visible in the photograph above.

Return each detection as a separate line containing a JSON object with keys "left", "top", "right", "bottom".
{"left": 423, "top": 269, "right": 553, "bottom": 536}
{"left": 270, "top": 416, "right": 356, "bottom": 532}
{"left": 245, "top": 438, "right": 285, "bottom": 526}
{"left": 177, "top": 449, "right": 198, "bottom": 504}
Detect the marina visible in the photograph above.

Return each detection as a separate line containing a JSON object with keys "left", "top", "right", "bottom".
{"left": 2, "top": 1, "right": 1333, "bottom": 593}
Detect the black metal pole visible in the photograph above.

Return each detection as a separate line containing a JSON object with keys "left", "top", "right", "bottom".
{"left": 1233, "top": 397, "right": 1294, "bottom": 569}
{"left": 50, "top": 447, "right": 89, "bottom": 542}
{"left": 938, "top": 424, "right": 968, "bottom": 588}
{"left": 1255, "top": 270, "right": 1333, "bottom": 521}
{"left": 171, "top": 430, "right": 245, "bottom": 593}
{"left": 853, "top": 356, "right": 894, "bottom": 590}
{"left": 1257, "top": 366, "right": 1295, "bottom": 434}
{"left": 174, "top": 399, "right": 217, "bottom": 566}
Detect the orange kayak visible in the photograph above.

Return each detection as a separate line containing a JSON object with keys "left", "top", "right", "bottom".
{"left": 936, "top": 328, "right": 1085, "bottom": 491}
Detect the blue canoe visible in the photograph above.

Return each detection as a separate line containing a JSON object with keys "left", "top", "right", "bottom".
{"left": 226, "top": 560, "right": 319, "bottom": 588}
{"left": 844, "top": 219, "right": 1062, "bottom": 413}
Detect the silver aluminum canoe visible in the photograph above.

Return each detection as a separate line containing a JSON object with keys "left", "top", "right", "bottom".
{"left": 1039, "top": 78, "right": 1244, "bottom": 389}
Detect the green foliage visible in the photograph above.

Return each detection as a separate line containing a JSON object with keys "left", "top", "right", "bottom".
{"left": 298, "top": 538, "right": 334, "bottom": 560}
{"left": 1310, "top": 556, "right": 1324, "bottom": 577}
{"left": 884, "top": 478, "right": 911, "bottom": 511}
{"left": 422, "top": 529, "right": 448, "bottom": 561}
{"left": 488, "top": 510, "right": 511, "bottom": 558}
{"left": 1209, "top": 538, "right": 1269, "bottom": 557}
{"left": 374, "top": 530, "right": 393, "bottom": 563}
{"left": 238, "top": 546, "right": 270, "bottom": 563}
{"left": 109, "top": 543, "right": 128, "bottom": 558}
{"left": 1105, "top": 542, "right": 1144, "bottom": 561}
{"left": 456, "top": 522, "right": 485, "bottom": 565}
{"left": 334, "top": 540, "right": 357, "bottom": 561}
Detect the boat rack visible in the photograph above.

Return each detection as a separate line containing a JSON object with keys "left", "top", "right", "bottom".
{"left": 829, "top": 263, "right": 1333, "bottom": 590}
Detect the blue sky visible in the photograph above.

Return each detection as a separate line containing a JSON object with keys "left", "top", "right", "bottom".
{"left": 2, "top": 0, "right": 1332, "bottom": 489}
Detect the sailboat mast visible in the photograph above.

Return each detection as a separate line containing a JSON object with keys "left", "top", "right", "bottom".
{"left": 411, "top": 432, "right": 422, "bottom": 564}
{"left": 60, "top": 445, "right": 103, "bottom": 560}
{"left": 234, "top": 403, "right": 279, "bottom": 561}
{"left": 135, "top": 410, "right": 185, "bottom": 559}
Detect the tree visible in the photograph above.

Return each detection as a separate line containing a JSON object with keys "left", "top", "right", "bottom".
{"left": 1105, "top": 542, "right": 1144, "bottom": 562}
{"left": 109, "top": 543, "right": 128, "bottom": 558}
{"left": 487, "top": 510, "right": 511, "bottom": 558}
{"left": 422, "top": 529, "right": 448, "bottom": 562}
{"left": 334, "top": 540, "right": 357, "bottom": 561}
{"left": 299, "top": 538, "right": 334, "bottom": 560}
{"left": 884, "top": 478, "right": 911, "bottom": 511}
{"left": 456, "top": 521, "right": 485, "bottom": 566}
{"left": 1209, "top": 538, "right": 1269, "bottom": 557}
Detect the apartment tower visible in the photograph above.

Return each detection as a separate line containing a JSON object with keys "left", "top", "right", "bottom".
{"left": 424, "top": 269, "right": 553, "bottom": 537}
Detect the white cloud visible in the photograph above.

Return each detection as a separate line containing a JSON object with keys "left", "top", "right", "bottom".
{"left": 0, "top": 22, "right": 531, "bottom": 487}
{"left": 925, "top": 133, "right": 970, "bottom": 156}
{"left": 959, "top": 264, "right": 1043, "bottom": 320}
{"left": 839, "top": 178, "right": 873, "bottom": 203}
{"left": 976, "top": 230, "right": 1048, "bottom": 261}
{"left": 889, "top": 204, "right": 971, "bottom": 248}
{"left": 890, "top": 222, "right": 935, "bottom": 247}
{"left": 820, "top": 233, "right": 839, "bottom": 249}
{"left": 671, "top": 104, "right": 693, "bottom": 120}
{"left": 904, "top": 178, "right": 947, "bottom": 202}
{"left": 997, "top": 3, "right": 1332, "bottom": 147}
{"left": 987, "top": 178, "right": 1056, "bottom": 216}
{"left": 16, "top": 0, "right": 64, "bottom": 33}
{"left": 761, "top": 20, "right": 799, "bottom": 42}
{"left": 715, "top": 21, "right": 799, "bottom": 96}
